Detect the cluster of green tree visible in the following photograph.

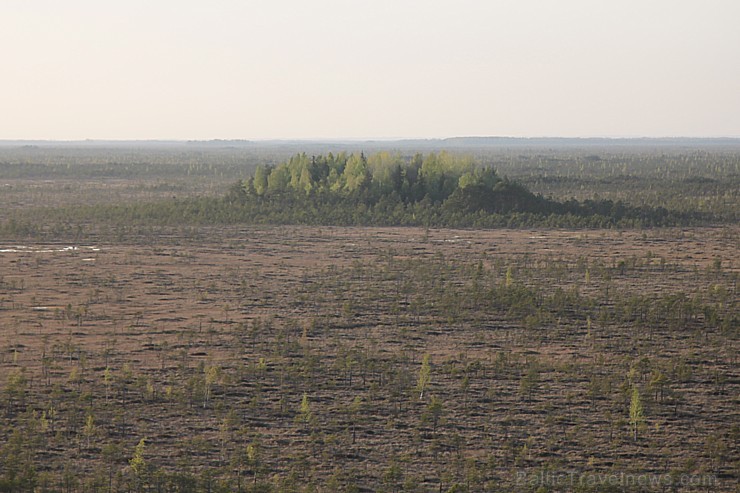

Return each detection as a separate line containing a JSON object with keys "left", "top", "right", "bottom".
{"left": 2, "top": 146, "right": 736, "bottom": 238}
{"left": 222, "top": 152, "right": 698, "bottom": 228}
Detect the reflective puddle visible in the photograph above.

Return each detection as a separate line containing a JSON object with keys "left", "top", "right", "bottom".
{"left": 0, "top": 245, "right": 101, "bottom": 253}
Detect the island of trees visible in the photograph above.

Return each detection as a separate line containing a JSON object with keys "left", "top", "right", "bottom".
{"left": 226, "top": 151, "right": 685, "bottom": 228}
{"left": 0, "top": 147, "right": 728, "bottom": 239}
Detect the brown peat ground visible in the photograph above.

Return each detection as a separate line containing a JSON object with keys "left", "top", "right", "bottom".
{"left": 1, "top": 225, "right": 737, "bottom": 491}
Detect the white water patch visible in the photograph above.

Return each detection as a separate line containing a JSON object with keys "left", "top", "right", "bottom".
{"left": 0, "top": 245, "right": 101, "bottom": 254}
{"left": 434, "top": 236, "right": 471, "bottom": 244}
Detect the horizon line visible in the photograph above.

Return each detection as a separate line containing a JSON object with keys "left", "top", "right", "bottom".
{"left": 2, "top": 135, "right": 740, "bottom": 144}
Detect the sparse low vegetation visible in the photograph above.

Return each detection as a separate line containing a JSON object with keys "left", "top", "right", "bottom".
{"left": 0, "top": 143, "right": 737, "bottom": 491}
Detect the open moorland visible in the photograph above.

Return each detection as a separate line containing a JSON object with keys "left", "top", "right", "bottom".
{"left": 0, "top": 142, "right": 738, "bottom": 492}
{"left": 1, "top": 225, "right": 738, "bottom": 492}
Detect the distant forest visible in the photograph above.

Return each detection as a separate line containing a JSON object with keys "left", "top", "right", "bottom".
{"left": 1, "top": 145, "right": 735, "bottom": 238}
{"left": 225, "top": 152, "right": 693, "bottom": 228}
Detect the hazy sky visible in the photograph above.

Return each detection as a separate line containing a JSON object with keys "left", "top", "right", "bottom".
{"left": 2, "top": 0, "right": 739, "bottom": 140}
